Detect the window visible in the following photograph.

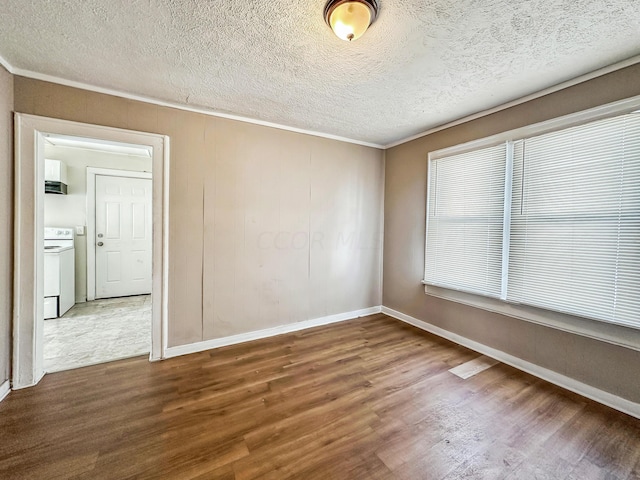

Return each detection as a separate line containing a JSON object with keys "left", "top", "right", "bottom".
{"left": 425, "top": 143, "right": 506, "bottom": 298}
{"left": 424, "top": 109, "right": 640, "bottom": 330}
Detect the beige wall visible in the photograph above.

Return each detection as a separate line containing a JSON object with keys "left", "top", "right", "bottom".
{"left": 0, "top": 66, "right": 13, "bottom": 386}
{"left": 44, "top": 145, "right": 152, "bottom": 302}
{"left": 383, "top": 63, "right": 640, "bottom": 404}
{"left": 14, "top": 76, "right": 384, "bottom": 348}
{"left": 12, "top": 64, "right": 639, "bottom": 406}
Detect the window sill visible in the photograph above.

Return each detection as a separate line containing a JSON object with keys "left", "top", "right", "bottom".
{"left": 422, "top": 282, "right": 640, "bottom": 352}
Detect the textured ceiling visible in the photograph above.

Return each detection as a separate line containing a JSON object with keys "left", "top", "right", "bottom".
{"left": 1, "top": 0, "right": 639, "bottom": 146}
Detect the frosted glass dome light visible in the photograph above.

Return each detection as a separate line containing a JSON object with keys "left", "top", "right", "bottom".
{"left": 324, "top": 0, "right": 379, "bottom": 42}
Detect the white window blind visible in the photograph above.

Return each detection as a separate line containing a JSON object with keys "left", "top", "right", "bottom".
{"left": 507, "top": 113, "right": 640, "bottom": 328}
{"left": 425, "top": 143, "right": 507, "bottom": 298}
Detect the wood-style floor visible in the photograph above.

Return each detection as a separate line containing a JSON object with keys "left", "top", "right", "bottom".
{"left": 1, "top": 314, "right": 639, "bottom": 479}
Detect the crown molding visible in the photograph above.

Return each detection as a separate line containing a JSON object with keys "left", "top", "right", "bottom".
{"left": 0, "top": 53, "right": 14, "bottom": 74}
{"left": 3, "top": 52, "right": 639, "bottom": 151}
{"left": 383, "top": 54, "right": 640, "bottom": 149}
{"left": 5, "top": 61, "right": 384, "bottom": 149}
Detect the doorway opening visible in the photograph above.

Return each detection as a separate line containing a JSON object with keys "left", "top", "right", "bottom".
{"left": 43, "top": 137, "right": 154, "bottom": 373}
{"left": 14, "top": 114, "right": 169, "bottom": 388}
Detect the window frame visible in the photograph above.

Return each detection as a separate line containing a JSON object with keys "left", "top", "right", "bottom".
{"left": 423, "top": 94, "right": 640, "bottom": 352}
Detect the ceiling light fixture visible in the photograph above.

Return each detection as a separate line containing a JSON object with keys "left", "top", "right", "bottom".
{"left": 324, "top": 0, "right": 379, "bottom": 42}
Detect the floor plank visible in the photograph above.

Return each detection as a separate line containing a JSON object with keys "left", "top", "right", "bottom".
{"left": 1, "top": 313, "right": 639, "bottom": 479}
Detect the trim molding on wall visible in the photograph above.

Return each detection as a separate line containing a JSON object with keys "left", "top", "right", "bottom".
{"left": 0, "top": 54, "right": 382, "bottom": 150}
{"left": 165, "top": 306, "right": 382, "bottom": 359}
{"left": 3, "top": 52, "right": 639, "bottom": 151}
{"left": 0, "top": 53, "right": 12, "bottom": 75}
{"left": 13, "top": 114, "right": 170, "bottom": 389}
{"left": 427, "top": 94, "right": 640, "bottom": 162}
{"left": 0, "top": 380, "right": 10, "bottom": 403}
{"left": 381, "top": 306, "right": 640, "bottom": 420}
{"left": 9, "top": 371, "right": 45, "bottom": 392}
{"left": 383, "top": 54, "right": 640, "bottom": 149}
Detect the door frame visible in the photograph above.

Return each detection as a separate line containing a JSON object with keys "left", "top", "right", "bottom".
{"left": 87, "top": 168, "right": 153, "bottom": 302}
{"left": 13, "top": 113, "right": 170, "bottom": 389}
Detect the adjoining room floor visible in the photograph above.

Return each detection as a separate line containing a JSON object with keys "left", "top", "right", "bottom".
{"left": 44, "top": 295, "right": 151, "bottom": 372}
{"left": 4, "top": 314, "right": 639, "bottom": 479}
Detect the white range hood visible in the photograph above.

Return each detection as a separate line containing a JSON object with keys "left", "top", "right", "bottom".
{"left": 44, "top": 159, "right": 68, "bottom": 194}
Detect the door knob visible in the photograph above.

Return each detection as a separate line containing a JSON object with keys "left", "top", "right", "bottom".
{"left": 97, "top": 242, "right": 104, "bottom": 247}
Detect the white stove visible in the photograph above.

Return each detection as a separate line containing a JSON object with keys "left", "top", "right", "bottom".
{"left": 44, "top": 227, "right": 75, "bottom": 319}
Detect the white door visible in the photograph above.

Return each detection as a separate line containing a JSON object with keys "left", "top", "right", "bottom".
{"left": 95, "top": 175, "right": 152, "bottom": 299}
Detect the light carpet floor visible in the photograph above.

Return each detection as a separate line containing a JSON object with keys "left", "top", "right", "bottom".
{"left": 44, "top": 295, "right": 151, "bottom": 373}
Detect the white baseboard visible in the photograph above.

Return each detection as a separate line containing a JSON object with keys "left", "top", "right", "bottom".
{"left": 0, "top": 380, "right": 10, "bottom": 403}
{"left": 164, "top": 306, "right": 382, "bottom": 359}
{"left": 11, "top": 370, "right": 46, "bottom": 391}
{"left": 381, "top": 306, "right": 640, "bottom": 420}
